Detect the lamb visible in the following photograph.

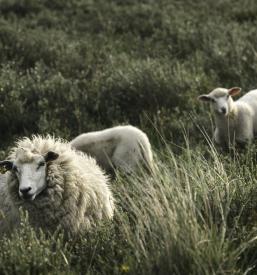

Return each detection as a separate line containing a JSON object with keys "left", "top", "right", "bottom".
{"left": 0, "top": 135, "right": 114, "bottom": 236}
{"left": 198, "top": 87, "right": 257, "bottom": 148}
{"left": 70, "top": 125, "right": 153, "bottom": 175}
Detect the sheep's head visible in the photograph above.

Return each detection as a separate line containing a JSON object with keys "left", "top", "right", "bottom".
{"left": 198, "top": 87, "right": 241, "bottom": 116}
{"left": 0, "top": 149, "right": 59, "bottom": 201}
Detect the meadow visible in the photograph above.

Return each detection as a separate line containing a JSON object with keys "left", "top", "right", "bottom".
{"left": 1, "top": 0, "right": 257, "bottom": 274}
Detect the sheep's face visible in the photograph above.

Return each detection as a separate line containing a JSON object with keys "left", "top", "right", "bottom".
{"left": 14, "top": 155, "right": 47, "bottom": 201}
{"left": 198, "top": 87, "right": 241, "bottom": 116}
{"left": 0, "top": 149, "right": 59, "bottom": 201}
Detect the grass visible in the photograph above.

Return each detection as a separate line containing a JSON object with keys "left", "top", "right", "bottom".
{"left": 2, "top": 138, "right": 257, "bottom": 274}
{"left": 1, "top": 0, "right": 257, "bottom": 274}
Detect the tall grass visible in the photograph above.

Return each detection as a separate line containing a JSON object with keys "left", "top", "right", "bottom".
{"left": 111, "top": 143, "right": 257, "bottom": 274}
{"left": 1, "top": 139, "right": 257, "bottom": 274}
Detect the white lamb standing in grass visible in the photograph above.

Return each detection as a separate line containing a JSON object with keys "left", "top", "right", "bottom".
{"left": 198, "top": 87, "right": 257, "bottom": 148}
{"left": 70, "top": 125, "right": 154, "bottom": 175}
{"left": 0, "top": 135, "right": 114, "bottom": 236}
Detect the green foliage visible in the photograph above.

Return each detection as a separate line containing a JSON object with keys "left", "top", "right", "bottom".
{"left": 0, "top": 0, "right": 257, "bottom": 148}
{"left": 0, "top": 211, "right": 71, "bottom": 274}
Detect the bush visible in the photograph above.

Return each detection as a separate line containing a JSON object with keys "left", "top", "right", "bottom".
{"left": 0, "top": 0, "right": 257, "bottom": 148}
{"left": 0, "top": 211, "right": 71, "bottom": 274}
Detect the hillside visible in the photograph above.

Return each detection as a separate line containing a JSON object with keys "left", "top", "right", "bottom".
{"left": 1, "top": 0, "right": 257, "bottom": 274}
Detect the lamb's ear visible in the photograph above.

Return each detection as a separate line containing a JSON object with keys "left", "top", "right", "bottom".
{"left": 198, "top": 94, "right": 213, "bottom": 102}
{"left": 44, "top": 151, "right": 59, "bottom": 162}
{"left": 228, "top": 87, "right": 241, "bottom": 97}
{"left": 0, "top": 160, "right": 13, "bottom": 174}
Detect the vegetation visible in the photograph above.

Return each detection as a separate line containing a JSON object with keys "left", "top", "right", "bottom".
{"left": 1, "top": 0, "right": 257, "bottom": 274}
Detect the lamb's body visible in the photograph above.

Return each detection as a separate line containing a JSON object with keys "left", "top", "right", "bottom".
{"left": 70, "top": 125, "right": 153, "bottom": 174}
{"left": 0, "top": 136, "right": 114, "bottom": 235}
{"left": 214, "top": 89, "right": 257, "bottom": 146}
{"left": 199, "top": 87, "right": 257, "bottom": 147}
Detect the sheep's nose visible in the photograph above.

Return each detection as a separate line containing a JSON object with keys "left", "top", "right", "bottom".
{"left": 20, "top": 187, "right": 32, "bottom": 195}
{"left": 221, "top": 107, "right": 226, "bottom": 114}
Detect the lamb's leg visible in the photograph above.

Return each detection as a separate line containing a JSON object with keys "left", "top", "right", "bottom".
{"left": 213, "top": 128, "right": 233, "bottom": 153}
{"left": 236, "top": 119, "right": 253, "bottom": 147}
{"left": 214, "top": 128, "right": 222, "bottom": 145}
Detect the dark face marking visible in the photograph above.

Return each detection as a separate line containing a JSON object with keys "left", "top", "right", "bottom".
{"left": 37, "top": 161, "right": 46, "bottom": 170}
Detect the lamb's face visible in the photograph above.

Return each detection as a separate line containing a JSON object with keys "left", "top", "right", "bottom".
{"left": 211, "top": 92, "right": 231, "bottom": 116}
{"left": 198, "top": 87, "right": 241, "bottom": 116}
{"left": 0, "top": 149, "right": 59, "bottom": 201}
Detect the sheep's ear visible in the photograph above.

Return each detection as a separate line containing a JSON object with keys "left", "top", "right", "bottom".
{"left": 198, "top": 95, "right": 213, "bottom": 102}
{"left": 44, "top": 151, "right": 59, "bottom": 162}
{"left": 0, "top": 160, "right": 13, "bottom": 174}
{"left": 228, "top": 87, "right": 241, "bottom": 97}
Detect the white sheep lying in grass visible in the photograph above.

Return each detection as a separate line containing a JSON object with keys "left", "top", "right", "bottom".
{"left": 0, "top": 135, "right": 114, "bottom": 236}
{"left": 198, "top": 87, "right": 257, "bottom": 147}
{"left": 70, "top": 125, "right": 153, "bottom": 174}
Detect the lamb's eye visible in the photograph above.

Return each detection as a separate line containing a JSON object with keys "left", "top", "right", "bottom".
{"left": 37, "top": 161, "right": 45, "bottom": 169}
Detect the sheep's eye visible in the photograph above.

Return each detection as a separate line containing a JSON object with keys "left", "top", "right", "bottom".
{"left": 210, "top": 98, "right": 215, "bottom": 103}
{"left": 37, "top": 161, "right": 45, "bottom": 169}
{"left": 227, "top": 95, "right": 230, "bottom": 99}
{"left": 12, "top": 165, "right": 18, "bottom": 173}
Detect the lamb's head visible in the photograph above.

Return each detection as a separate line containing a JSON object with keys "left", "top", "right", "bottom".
{"left": 198, "top": 87, "right": 241, "bottom": 116}
{"left": 0, "top": 148, "right": 59, "bottom": 201}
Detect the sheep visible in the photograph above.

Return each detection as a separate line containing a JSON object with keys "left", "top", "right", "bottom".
{"left": 0, "top": 173, "right": 19, "bottom": 234}
{"left": 198, "top": 87, "right": 257, "bottom": 148}
{"left": 0, "top": 135, "right": 114, "bottom": 236}
{"left": 70, "top": 125, "right": 154, "bottom": 175}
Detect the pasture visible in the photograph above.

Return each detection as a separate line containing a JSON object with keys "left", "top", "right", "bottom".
{"left": 1, "top": 0, "right": 257, "bottom": 274}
